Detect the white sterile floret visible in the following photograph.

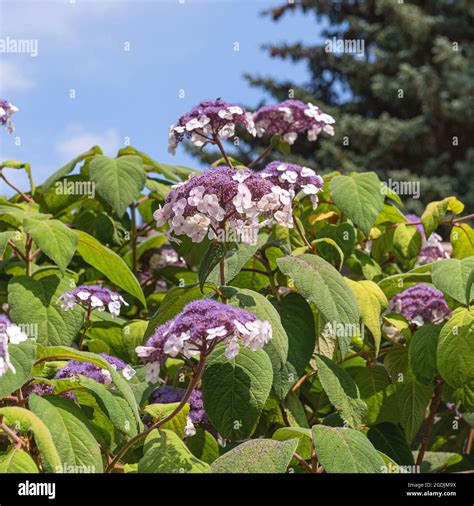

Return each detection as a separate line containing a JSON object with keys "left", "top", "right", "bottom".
{"left": 301, "top": 183, "right": 320, "bottom": 195}
{"left": 232, "top": 183, "right": 253, "bottom": 214}
{"left": 280, "top": 170, "right": 298, "bottom": 184}
{"left": 135, "top": 346, "right": 156, "bottom": 358}
{"left": 206, "top": 326, "right": 228, "bottom": 340}
{"left": 224, "top": 338, "right": 240, "bottom": 360}
{"left": 197, "top": 194, "right": 225, "bottom": 221}
{"left": 185, "top": 416, "right": 197, "bottom": 437}
{"left": 232, "top": 170, "right": 251, "bottom": 183}
{"left": 187, "top": 186, "right": 205, "bottom": 206}
{"left": 122, "top": 365, "right": 136, "bottom": 380}
{"left": 301, "top": 167, "right": 316, "bottom": 177}
{"left": 283, "top": 132, "right": 298, "bottom": 144}
{"left": 6, "top": 324, "right": 28, "bottom": 345}
{"left": 164, "top": 331, "right": 191, "bottom": 357}
{"left": 145, "top": 361, "right": 161, "bottom": 384}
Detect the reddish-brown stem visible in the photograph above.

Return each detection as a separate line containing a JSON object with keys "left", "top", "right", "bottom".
{"left": 0, "top": 173, "right": 34, "bottom": 204}
{"left": 292, "top": 452, "right": 314, "bottom": 473}
{"left": 0, "top": 419, "right": 26, "bottom": 449}
{"left": 292, "top": 370, "right": 318, "bottom": 392}
{"left": 6, "top": 239, "right": 27, "bottom": 262}
{"left": 213, "top": 135, "right": 233, "bottom": 169}
{"left": 248, "top": 144, "right": 273, "bottom": 170}
{"left": 416, "top": 377, "right": 444, "bottom": 467}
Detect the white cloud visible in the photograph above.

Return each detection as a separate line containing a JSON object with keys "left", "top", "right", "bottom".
{"left": 0, "top": 61, "right": 35, "bottom": 94}
{"left": 56, "top": 125, "right": 120, "bottom": 160}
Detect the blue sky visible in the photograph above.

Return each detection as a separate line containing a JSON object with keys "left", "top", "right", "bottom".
{"left": 0, "top": 0, "right": 325, "bottom": 194}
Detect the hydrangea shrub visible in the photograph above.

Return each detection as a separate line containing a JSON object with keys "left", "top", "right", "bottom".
{"left": 0, "top": 96, "right": 473, "bottom": 475}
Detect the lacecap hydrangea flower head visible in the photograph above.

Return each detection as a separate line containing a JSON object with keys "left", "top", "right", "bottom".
{"left": 153, "top": 166, "right": 294, "bottom": 244}
{"left": 0, "top": 99, "right": 19, "bottom": 134}
{"left": 405, "top": 214, "right": 449, "bottom": 265}
{"left": 260, "top": 161, "right": 323, "bottom": 209}
{"left": 253, "top": 99, "right": 335, "bottom": 144}
{"left": 390, "top": 284, "right": 451, "bottom": 325}
{"left": 168, "top": 99, "right": 256, "bottom": 155}
{"left": 0, "top": 313, "right": 28, "bottom": 377}
{"left": 136, "top": 299, "right": 272, "bottom": 383}
{"left": 58, "top": 285, "right": 128, "bottom": 318}
{"left": 55, "top": 352, "right": 136, "bottom": 384}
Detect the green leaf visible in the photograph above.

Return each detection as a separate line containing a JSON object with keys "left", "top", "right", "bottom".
{"left": 211, "top": 438, "right": 298, "bottom": 473}
{"left": 198, "top": 241, "right": 227, "bottom": 291}
{"left": 315, "top": 355, "right": 367, "bottom": 429}
{"left": 227, "top": 288, "right": 289, "bottom": 399}
{"left": 409, "top": 325, "right": 441, "bottom": 385}
{"left": 367, "top": 423, "right": 414, "bottom": 466}
{"left": 202, "top": 344, "right": 273, "bottom": 439}
{"left": 421, "top": 197, "right": 464, "bottom": 237}
{"left": 378, "top": 265, "right": 432, "bottom": 299}
{"left": 432, "top": 257, "right": 474, "bottom": 304}
{"left": 272, "top": 427, "right": 312, "bottom": 460}
{"left": 8, "top": 275, "right": 84, "bottom": 346}
{"left": 42, "top": 146, "right": 102, "bottom": 191}
{"left": 354, "top": 365, "right": 396, "bottom": 425}
{"left": 0, "top": 449, "right": 39, "bottom": 473}
{"left": 392, "top": 223, "right": 422, "bottom": 260}
{"left": 76, "top": 230, "right": 146, "bottom": 306}
{"left": 207, "top": 233, "right": 268, "bottom": 286}
{"left": 312, "top": 425, "right": 385, "bottom": 473}
{"left": 0, "top": 339, "right": 36, "bottom": 398}
{"left": 384, "top": 345, "right": 409, "bottom": 383}
{"left": 277, "top": 254, "right": 359, "bottom": 357}
{"left": 186, "top": 429, "right": 220, "bottom": 464}
{"left": 38, "top": 347, "right": 141, "bottom": 433}
{"left": 451, "top": 224, "right": 474, "bottom": 259}
{"left": 414, "top": 451, "right": 463, "bottom": 473}
{"left": 138, "top": 429, "right": 211, "bottom": 473}
{"left": 345, "top": 279, "right": 387, "bottom": 355}
{"left": 23, "top": 217, "right": 78, "bottom": 272}
{"left": 144, "top": 402, "right": 190, "bottom": 439}
{"left": 0, "top": 406, "right": 62, "bottom": 472}
{"left": 277, "top": 292, "right": 316, "bottom": 378}
{"left": 329, "top": 172, "right": 385, "bottom": 236}
{"left": 0, "top": 230, "right": 14, "bottom": 259}
{"left": 29, "top": 394, "right": 103, "bottom": 472}
{"left": 89, "top": 155, "right": 146, "bottom": 217}
{"left": 437, "top": 308, "right": 474, "bottom": 389}
{"left": 397, "top": 376, "right": 434, "bottom": 443}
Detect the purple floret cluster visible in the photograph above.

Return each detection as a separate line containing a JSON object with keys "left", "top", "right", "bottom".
{"left": 55, "top": 353, "right": 135, "bottom": 384}
{"left": 136, "top": 299, "right": 272, "bottom": 384}
{"left": 168, "top": 99, "right": 256, "bottom": 155}
{"left": 149, "top": 385, "right": 209, "bottom": 437}
{"left": 58, "top": 285, "right": 128, "bottom": 318}
{"left": 0, "top": 99, "right": 19, "bottom": 133}
{"left": 154, "top": 166, "right": 294, "bottom": 244}
{"left": 149, "top": 385, "right": 207, "bottom": 425}
{"left": 390, "top": 284, "right": 451, "bottom": 324}
{"left": 253, "top": 99, "right": 335, "bottom": 144}
{"left": 405, "top": 214, "right": 449, "bottom": 264}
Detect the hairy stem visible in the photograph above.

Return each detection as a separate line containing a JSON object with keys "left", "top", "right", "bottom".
{"left": 0, "top": 172, "right": 34, "bottom": 204}
{"left": 416, "top": 377, "right": 444, "bottom": 467}
{"left": 248, "top": 144, "right": 273, "bottom": 170}
{"left": 213, "top": 135, "right": 233, "bottom": 169}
